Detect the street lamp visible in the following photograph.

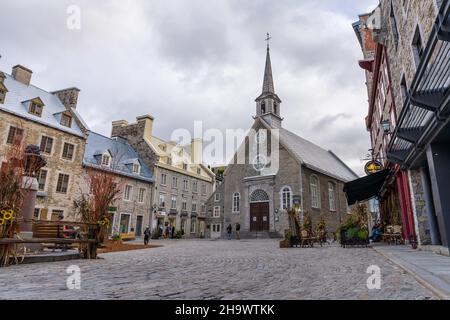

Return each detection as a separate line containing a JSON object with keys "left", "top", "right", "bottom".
{"left": 381, "top": 120, "right": 391, "bottom": 134}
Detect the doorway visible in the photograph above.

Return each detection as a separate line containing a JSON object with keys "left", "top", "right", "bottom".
{"left": 135, "top": 215, "right": 143, "bottom": 237}
{"left": 250, "top": 202, "right": 270, "bottom": 231}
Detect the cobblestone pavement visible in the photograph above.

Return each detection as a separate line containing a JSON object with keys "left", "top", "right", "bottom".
{"left": 0, "top": 240, "right": 436, "bottom": 300}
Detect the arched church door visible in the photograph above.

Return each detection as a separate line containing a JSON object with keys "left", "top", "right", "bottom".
{"left": 249, "top": 190, "right": 270, "bottom": 231}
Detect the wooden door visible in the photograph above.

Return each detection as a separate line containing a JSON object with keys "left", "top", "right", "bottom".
{"left": 135, "top": 216, "right": 143, "bottom": 237}
{"left": 250, "top": 202, "right": 270, "bottom": 231}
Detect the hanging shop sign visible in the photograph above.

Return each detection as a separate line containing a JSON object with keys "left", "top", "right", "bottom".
{"left": 364, "top": 160, "right": 384, "bottom": 175}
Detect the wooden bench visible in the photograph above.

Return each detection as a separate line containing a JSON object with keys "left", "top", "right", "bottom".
{"left": 32, "top": 224, "right": 79, "bottom": 250}
{"left": 121, "top": 232, "right": 136, "bottom": 241}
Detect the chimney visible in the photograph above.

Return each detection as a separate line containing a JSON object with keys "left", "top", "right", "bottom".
{"left": 12, "top": 65, "right": 32, "bottom": 86}
{"left": 52, "top": 87, "right": 80, "bottom": 109}
{"left": 136, "top": 115, "right": 154, "bottom": 140}
{"left": 191, "top": 138, "right": 203, "bottom": 165}
{"left": 0, "top": 72, "right": 6, "bottom": 83}
{"left": 111, "top": 120, "right": 129, "bottom": 138}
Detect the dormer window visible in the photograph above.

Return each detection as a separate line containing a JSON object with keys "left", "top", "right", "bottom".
{"left": 29, "top": 101, "right": 43, "bottom": 117}
{"left": 60, "top": 113, "right": 72, "bottom": 128}
{"left": 160, "top": 144, "right": 167, "bottom": 152}
{"left": 167, "top": 157, "right": 172, "bottom": 165}
{"left": 101, "top": 153, "right": 111, "bottom": 167}
{"left": 132, "top": 163, "right": 141, "bottom": 174}
{"left": 183, "top": 163, "right": 188, "bottom": 170}
{"left": 197, "top": 168, "right": 201, "bottom": 175}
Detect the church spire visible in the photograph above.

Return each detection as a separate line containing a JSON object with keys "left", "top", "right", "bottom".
{"left": 255, "top": 33, "right": 283, "bottom": 128}
{"left": 262, "top": 45, "right": 275, "bottom": 94}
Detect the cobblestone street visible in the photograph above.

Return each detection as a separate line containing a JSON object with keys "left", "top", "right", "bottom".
{"left": 0, "top": 240, "right": 436, "bottom": 300}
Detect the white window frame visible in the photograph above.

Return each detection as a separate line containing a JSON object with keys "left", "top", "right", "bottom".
{"left": 161, "top": 173, "right": 167, "bottom": 186}
{"left": 172, "top": 176, "right": 178, "bottom": 189}
{"left": 124, "top": 185, "right": 133, "bottom": 201}
{"left": 192, "top": 201, "right": 197, "bottom": 213}
{"left": 55, "top": 172, "right": 70, "bottom": 194}
{"left": 61, "top": 141, "right": 76, "bottom": 162}
{"left": 215, "top": 193, "right": 221, "bottom": 202}
{"left": 213, "top": 206, "right": 220, "bottom": 218}
{"left": 159, "top": 193, "right": 165, "bottom": 207}
{"left": 310, "top": 175, "right": 320, "bottom": 209}
{"left": 280, "top": 186, "right": 292, "bottom": 210}
{"left": 183, "top": 179, "right": 189, "bottom": 191}
{"left": 101, "top": 153, "right": 111, "bottom": 167}
{"left": 190, "top": 219, "right": 196, "bottom": 233}
{"left": 171, "top": 196, "right": 177, "bottom": 209}
{"left": 39, "top": 135, "right": 54, "bottom": 155}
{"left": 232, "top": 192, "right": 240, "bottom": 213}
{"left": 138, "top": 188, "right": 146, "bottom": 203}
{"left": 328, "top": 182, "right": 336, "bottom": 212}
{"left": 132, "top": 163, "right": 141, "bottom": 174}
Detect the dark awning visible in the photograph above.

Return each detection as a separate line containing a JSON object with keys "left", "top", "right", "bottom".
{"left": 343, "top": 169, "right": 390, "bottom": 205}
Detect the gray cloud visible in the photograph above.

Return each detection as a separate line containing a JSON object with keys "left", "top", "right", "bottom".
{"left": 0, "top": 0, "right": 378, "bottom": 175}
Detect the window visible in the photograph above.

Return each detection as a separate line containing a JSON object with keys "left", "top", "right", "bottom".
{"left": 161, "top": 173, "right": 167, "bottom": 185}
{"left": 190, "top": 219, "right": 196, "bottom": 233}
{"left": 183, "top": 163, "right": 188, "bottom": 170}
{"left": 182, "top": 200, "right": 187, "bottom": 211}
{"left": 201, "top": 204, "right": 206, "bottom": 213}
{"left": 232, "top": 192, "right": 240, "bottom": 213}
{"left": 192, "top": 180, "right": 198, "bottom": 192}
{"left": 197, "top": 168, "right": 201, "bottom": 174}
{"left": 274, "top": 102, "right": 278, "bottom": 114}
{"left": 39, "top": 136, "right": 53, "bottom": 154}
{"left": 132, "top": 163, "right": 140, "bottom": 174}
{"left": 192, "top": 202, "right": 197, "bottom": 212}
{"left": 29, "top": 101, "right": 43, "bottom": 117}
{"left": 167, "top": 157, "right": 172, "bottom": 165}
{"left": 124, "top": 185, "right": 133, "bottom": 201}
{"left": 400, "top": 75, "right": 408, "bottom": 104}
{"left": 213, "top": 224, "right": 221, "bottom": 233}
{"left": 390, "top": 2, "right": 399, "bottom": 48}
{"left": 215, "top": 193, "right": 221, "bottom": 202}
{"left": 51, "top": 210, "right": 64, "bottom": 221}
{"left": 6, "top": 126, "right": 23, "bottom": 145}
{"left": 328, "top": 182, "right": 336, "bottom": 211}
{"left": 159, "top": 193, "right": 165, "bottom": 207}
{"left": 56, "top": 173, "right": 70, "bottom": 193}
{"left": 37, "top": 169, "right": 48, "bottom": 191}
{"left": 60, "top": 113, "right": 72, "bottom": 128}
{"left": 213, "top": 206, "right": 220, "bottom": 217}
{"left": 172, "top": 176, "right": 178, "bottom": 188}
{"left": 138, "top": 188, "right": 145, "bottom": 203}
{"left": 310, "top": 176, "right": 320, "bottom": 208}
{"left": 261, "top": 101, "right": 266, "bottom": 114}
{"left": 62, "top": 143, "right": 75, "bottom": 160}
{"left": 202, "top": 184, "right": 206, "bottom": 195}
{"left": 281, "top": 187, "right": 292, "bottom": 210}
{"left": 412, "top": 25, "right": 424, "bottom": 67}
{"left": 101, "top": 153, "right": 111, "bottom": 166}
{"left": 171, "top": 196, "right": 177, "bottom": 209}
{"left": 183, "top": 179, "right": 189, "bottom": 191}
{"left": 34, "top": 208, "right": 41, "bottom": 219}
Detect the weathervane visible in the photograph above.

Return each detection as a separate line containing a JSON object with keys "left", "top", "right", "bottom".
{"left": 265, "top": 32, "right": 271, "bottom": 49}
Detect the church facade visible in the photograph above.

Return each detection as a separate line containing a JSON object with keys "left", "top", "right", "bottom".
{"left": 205, "top": 46, "right": 359, "bottom": 239}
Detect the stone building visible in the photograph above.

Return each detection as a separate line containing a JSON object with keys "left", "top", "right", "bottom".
{"left": 110, "top": 116, "right": 215, "bottom": 238}
{"left": 0, "top": 65, "right": 88, "bottom": 221}
{"left": 82, "top": 131, "right": 154, "bottom": 238}
{"left": 354, "top": 0, "right": 450, "bottom": 253}
{"left": 205, "top": 46, "right": 358, "bottom": 239}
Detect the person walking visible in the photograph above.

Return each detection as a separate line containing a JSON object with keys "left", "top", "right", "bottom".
{"left": 171, "top": 225, "right": 175, "bottom": 239}
{"left": 144, "top": 227, "right": 151, "bottom": 245}
{"left": 227, "top": 224, "right": 232, "bottom": 240}
{"left": 235, "top": 222, "right": 241, "bottom": 240}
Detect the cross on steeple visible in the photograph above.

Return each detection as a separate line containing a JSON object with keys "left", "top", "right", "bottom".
{"left": 265, "top": 32, "right": 271, "bottom": 50}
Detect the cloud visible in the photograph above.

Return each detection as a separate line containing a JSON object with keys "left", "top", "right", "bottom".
{"left": 0, "top": 0, "right": 377, "bottom": 175}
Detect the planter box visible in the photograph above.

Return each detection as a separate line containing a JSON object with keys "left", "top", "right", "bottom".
{"left": 340, "top": 230, "right": 369, "bottom": 248}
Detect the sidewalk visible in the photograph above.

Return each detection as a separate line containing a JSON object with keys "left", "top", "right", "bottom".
{"left": 373, "top": 245, "right": 450, "bottom": 299}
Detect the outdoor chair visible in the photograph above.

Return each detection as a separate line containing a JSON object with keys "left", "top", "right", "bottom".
{"left": 300, "top": 230, "right": 315, "bottom": 248}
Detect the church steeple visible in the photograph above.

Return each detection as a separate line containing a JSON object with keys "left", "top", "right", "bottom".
{"left": 255, "top": 33, "right": 283, "bottom": 128}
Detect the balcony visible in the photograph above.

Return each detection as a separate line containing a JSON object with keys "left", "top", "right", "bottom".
{"left": 387, "top": 0, "right": 450, "bottom": 169}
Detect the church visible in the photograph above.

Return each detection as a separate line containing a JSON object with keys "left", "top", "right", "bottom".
{"left": 205, "top": 44, "right": 359, "bottom": 239}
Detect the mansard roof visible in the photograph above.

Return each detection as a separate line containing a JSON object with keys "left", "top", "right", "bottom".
{"left": 0, "top": 73, "right": 87, "bottom": 137}
{"left": 83, "top": 131, "right": 154, "bottom": 182}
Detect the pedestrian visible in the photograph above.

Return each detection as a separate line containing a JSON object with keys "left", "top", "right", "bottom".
{"left": 159, "top": 224, "right": 163, "bottom": 239}
{"left": 144, "top": 227, "right": 150, "bottom": 245}
{"left": 235, "top": 222, "right": 241, "bottom": 240}
{"left": 165, "top": 225, "right": 170, "bottom": 239}
{"left": 227, "top": 224, "right": 232, "bottom": 240}
{"left": 171, "top": 225, "right": 175, "bottom": 239}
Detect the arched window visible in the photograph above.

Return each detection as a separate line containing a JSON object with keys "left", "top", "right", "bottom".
{"left": 310, "top": 175, "right": 320, "bottom": 208}
{"left": 281, "top": 186, "right": 292, "bottom": 210}
{"left": 328, "top": 182, "right": 336, "bottom": 211}
{"left": 250, "top": 189, "right": 269, "bottom": 202}
{"left": 232, "top": 192, "right": 240, "bottom": 213}
{"left": 261, "top": 101, "right": 266, "bottom": 114}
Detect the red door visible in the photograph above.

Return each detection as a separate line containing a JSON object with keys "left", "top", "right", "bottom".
{"left": 250, "top": 202, "right": 270, "bottom": 231}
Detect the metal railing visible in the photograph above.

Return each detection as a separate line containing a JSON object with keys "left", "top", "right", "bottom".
{"left": 387, "top": 0, "right": 450, "bottom": 168}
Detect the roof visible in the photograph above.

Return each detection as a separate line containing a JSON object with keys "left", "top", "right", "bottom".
{"left": 256, "top": 118, "right": 359, "bottom": 182}
{"left": 83, "top": 131, "right": 154, "bottom": 182}
{"left": 0, "top": 73, "right": 86, "bottom": 137}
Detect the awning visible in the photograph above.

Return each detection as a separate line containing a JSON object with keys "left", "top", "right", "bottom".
{"left": 343, "top": 169, "right": 390, "bottom": 205}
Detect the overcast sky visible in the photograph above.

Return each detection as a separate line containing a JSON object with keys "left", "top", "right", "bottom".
{"left": 0, "top": 0, "right": 378, "bottom": 175}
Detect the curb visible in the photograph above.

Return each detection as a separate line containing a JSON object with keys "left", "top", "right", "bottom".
{"left": 372, "top": 246, "right": 448, "bottom": 300}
